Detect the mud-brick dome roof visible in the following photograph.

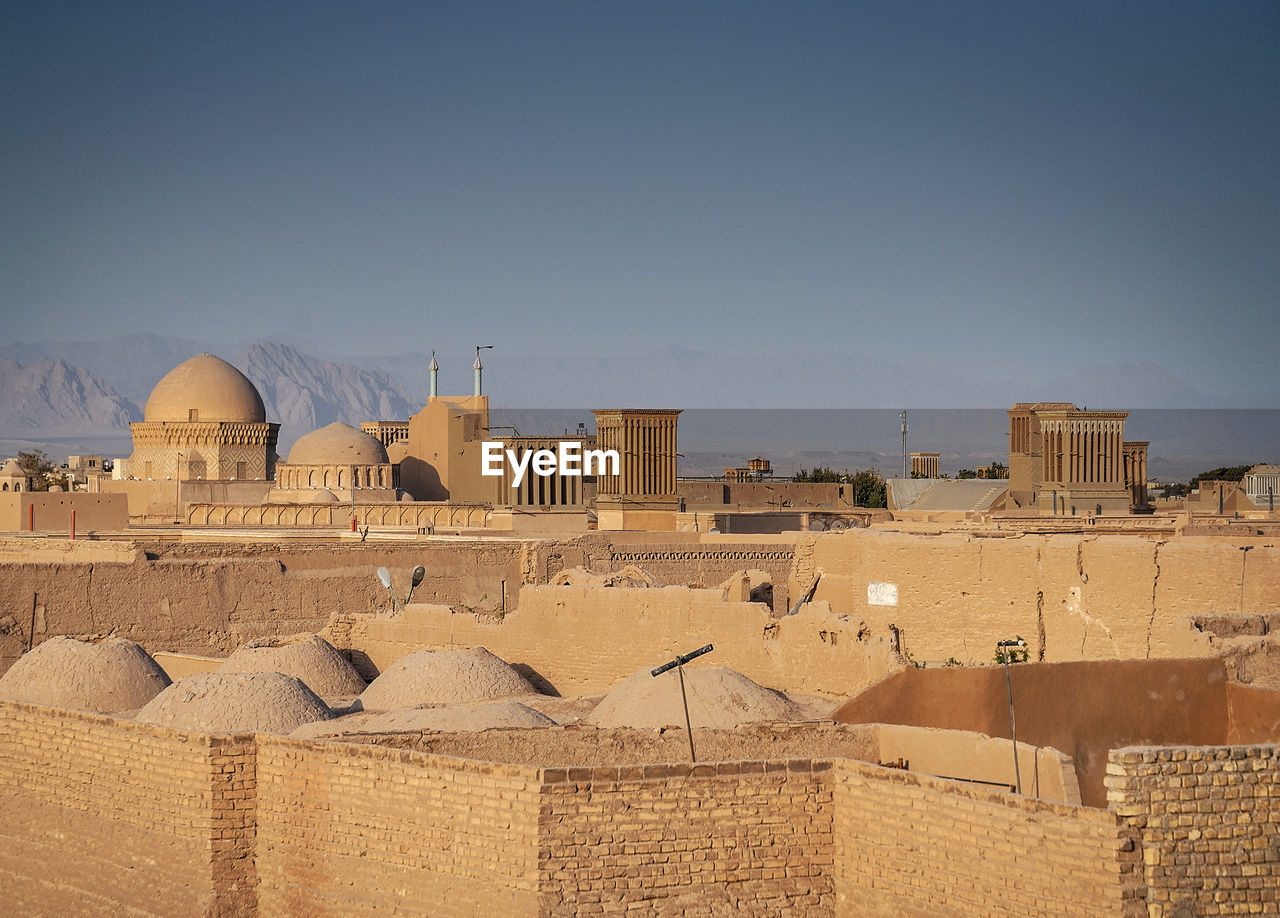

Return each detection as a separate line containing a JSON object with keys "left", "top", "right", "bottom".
{"left": 144, "top": 354, "right": 267, "bottom": 423}
{"left": 286, "top": 422, "right": 389, "bottom": 465}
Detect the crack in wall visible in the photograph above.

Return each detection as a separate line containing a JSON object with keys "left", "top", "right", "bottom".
{"left": 1036, "top": 590, "right": 1046, "bottom": 662}
{"left": 85, "top": 563, "right": 96, "bottom": 629}
{"left": 1147, "top": 542, "right": 1163, "bottom": 659}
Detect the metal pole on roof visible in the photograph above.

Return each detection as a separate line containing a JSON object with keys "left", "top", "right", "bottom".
{"left": 997, "top": 639, "right": 1026, "bottom": 794}
{"left": 652, "top": 644, "right": 715, "bottom": 763}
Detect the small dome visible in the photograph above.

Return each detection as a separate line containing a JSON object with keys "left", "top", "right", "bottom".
{"left": 286, "top": 422, "right": 389, "bottom": 466}
{"left": 586, "top": 665, "right": 806, "bottom": 729}
{"left": 219, "top": 633, "right": 365, "bottom": 696}
{"left": 0, "top": 636, "right": 171, "bottom": 714}
{"left": 135, "top": 672, "right": 333, "bottom": 734}
{"left": 360, "top": 646, "right": 538, "bottom": 710}
{"left": 0, "top": 458, "right": 25, "bottom": 477}
{"left": 144, "top": 354, "right": 266, "bottom": 423}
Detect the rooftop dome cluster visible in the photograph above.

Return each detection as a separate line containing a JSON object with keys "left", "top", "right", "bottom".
{"left": 1, "top": 633, "right": 813, "bottom": 738}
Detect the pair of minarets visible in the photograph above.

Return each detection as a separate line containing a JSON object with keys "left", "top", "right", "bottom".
{"left": 428, "top": 346, "right": 491, "bottom": 398}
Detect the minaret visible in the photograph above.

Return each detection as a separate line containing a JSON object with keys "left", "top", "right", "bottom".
{"left": 473, "top": 345, "right": 493, "bottom": 397}
{"left": 900, "top": 410, "right": 909, "bottom": 479}
{"left": 428, "top": 351, "right": 438, "bottom": 399}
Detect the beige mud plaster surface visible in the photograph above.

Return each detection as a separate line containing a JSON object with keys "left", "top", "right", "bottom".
{"left": 792, "top": 529, "right": 1280, "bottom": 664}
{"left": 340, "top": 721, "right": 882, "bottom": 767}
{"left": 293, "top": 699, "right": 554, "bottom": 737}
{"left": 324, "top": 586, "right": 903, "bottom": 698}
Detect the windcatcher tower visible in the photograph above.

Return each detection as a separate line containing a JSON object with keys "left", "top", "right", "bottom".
{"left": 592, "top": 409, "right": 681, "bottom": 530}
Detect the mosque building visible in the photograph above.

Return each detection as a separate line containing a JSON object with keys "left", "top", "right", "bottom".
{"left": 125, "top": 354, "right": 280, "bottom": 483}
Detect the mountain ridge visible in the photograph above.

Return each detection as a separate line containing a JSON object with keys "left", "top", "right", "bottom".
{"left": 0, "top": 336, "right": 1273, "bottom": 452}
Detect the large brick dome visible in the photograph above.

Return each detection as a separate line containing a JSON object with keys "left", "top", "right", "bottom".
{"left": 143, "top": 353, "right": 266, "bottom": 423}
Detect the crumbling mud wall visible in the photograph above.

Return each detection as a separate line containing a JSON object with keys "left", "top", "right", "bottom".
{"left": 322, "top": 585, "right": 904, "bottom": 696}
{"left": 791, "top": 530, "right": 1280, "bottom": 666}
{"left": 0, "top": 535, "right": 798, "bottom": 677}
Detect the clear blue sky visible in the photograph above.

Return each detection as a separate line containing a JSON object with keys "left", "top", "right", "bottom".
{"left": 2, "top": 1, "right": 1277, "bottom": 395}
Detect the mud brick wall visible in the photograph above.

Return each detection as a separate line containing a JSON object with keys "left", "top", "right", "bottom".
{"left": 0, "top": 702, "right": 256, "bottom": 916}
{"left": 535, "top": 760, "right": 835, "bottom": 916}
{"left": 253, "top": 736, "right": 542, "bottom": 917}
{"left": 831, "top": 759, "right": 1141, "bottom": 917}
{"left": 326, "top": 587, "right": 900, "bottom": 695}
{"left": 1106, "top": 744, "right": 1280, "bottom": 917}
{"left": 793, "top": 531, "right": 1280, "bottom": 665}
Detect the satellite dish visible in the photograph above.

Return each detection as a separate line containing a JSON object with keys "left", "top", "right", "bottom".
{"left": 376, "top": 567, "right": 392, "bottom": 589}
{"left": 411, "top": 565, "right": 426, "bottom": 587}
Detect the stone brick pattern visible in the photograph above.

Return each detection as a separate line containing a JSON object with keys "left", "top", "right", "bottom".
{"left": 1106, "top": 744, "right": 1280, "bottom": 916}
{"left": 7, "top": 699, "right": 1277, "bottom": 917}
{"left": 0, "top": 702, "right": 255, "bottom": 916}
{"left": 254, "top": 735, "right": 542, "bottom": 917}
{"left": 535, "top": 760, "right": 835, "bottom": 916}
{"left": 832, "top": 759, "right": 1142, "bottom": 917}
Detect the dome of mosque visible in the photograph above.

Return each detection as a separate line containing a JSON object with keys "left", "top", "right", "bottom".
{"left": 285, "top": 422, "right": 389, "bottom": 466}
{"left": 143, "top": 354, "right": 267, "bottom": 424}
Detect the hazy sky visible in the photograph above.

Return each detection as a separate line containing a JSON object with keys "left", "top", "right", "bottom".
{"left": 2, "top": 2, "right": 1277, "bottom": 395}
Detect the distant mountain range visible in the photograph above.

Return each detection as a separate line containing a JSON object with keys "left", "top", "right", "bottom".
{"left": 0, "top": 335, "right": 1275, "bottom": 476}
{"left": 0, "top": 336, "right": 417, "bottom": 451}
{"left": 0, "top": 358, "right": 138, "bottom": 433}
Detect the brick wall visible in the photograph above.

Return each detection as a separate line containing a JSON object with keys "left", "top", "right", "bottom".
{"left": 536, "top": 760, "right": 835, "bottom": 916}
{"left": 1106, "top": 744, "right": 1280, "bottom": 916}
{"left": 0, "top": 702, "right": 255, "bottom": 916}
{"left": 253, "top": 736, "right": 541, "bottom": 916}
{"left": 3, "top": 698, "right": 1273, "bottom": 917}
{"left": 832, "top": 759, "right": 1141, "bottom": 917}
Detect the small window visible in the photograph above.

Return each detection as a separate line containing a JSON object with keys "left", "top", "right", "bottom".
{"left": 189, "top": 409, "right": 199, "bottom": 421}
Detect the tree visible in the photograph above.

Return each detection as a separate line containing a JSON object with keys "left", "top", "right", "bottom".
{"left": 1188, "top": 465, "right": 1253, "bottom": 491}
{"left": 16, "top": 450, "right": 58, "bottom": 492}
{"left": 792, "top": 466, "right": 888, "bottom": 508}
{"left": 956, "top": 468, "right": 977, "bottom": 479}
{"left": 986, "top": 461, "right": 1009, "bottom": 479}
{"left": 793, "top": 466, "right": 844, "bottom": 483}
{"left": 847, "top": 468, "right": 887, "bottom": 508}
